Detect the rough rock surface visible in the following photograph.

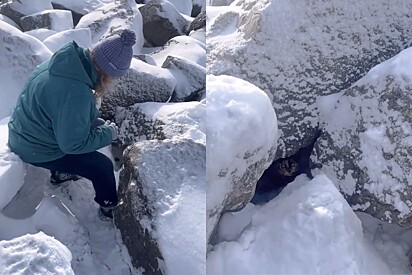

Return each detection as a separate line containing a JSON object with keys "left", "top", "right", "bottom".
{"left": 207, "top": 0, "right": 412, "bottom": 159}
{"left": 312, "top": 47, "right": 412, "bottom": 227}
{"left": 20, "top": 10, "right": 73, "bottom": 32}
{"left": 187, "top": 10, "right": 205, "bottom": 34}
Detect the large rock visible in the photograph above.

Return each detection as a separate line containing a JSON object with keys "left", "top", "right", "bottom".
{"left": 100, "top": 58, "right": 176, "bottom": 120}
{"left": 150, "top": 35, "right": 206, "bottom": 67}
{"left": 206, "top": 75, "right": 278, "bottom": 243}
{"left": 114, "top": 138, "right": 206, "bottom": 275}
{"left": 75, "top": 0, "right": 144, "bottom": 54}
{"left": 43, "top": 27, "right": 92, "bottom": 52}
{"left": 20, "top": 9, "right": 73, "bottom": 32}
{"left": 139, "top": 0, "right": 188, "bottom": 47}
{"left": 208, "top": 0, "right": 235, "bottom": 5}
{"left": 162, "top": 56, "right": 206, "bottom": 102}
{"left": 191, "top": 0, "right": 204, "bottom": 17}
{"left": 187, "top": 10, "right": 205, "bottom": 34}
{"left": 207, "top": 0, "right": 412, "bottom": 159}
{"left": 0, "top": 0, "right": 52, "bottom": 29}
{"left": 0, "top": 14, "right": 19, "bottom": 29}
{"left": 115, "top": 100, "right": 205, "bottom": 146}
{"left": 0, "top": 20, "right": 52, "bottom": 120}
{"left": 312, "top": 47, "right": 412, "bottom": 227}
{"left": 51, "top": 2, "right": 85, "bottom": 27}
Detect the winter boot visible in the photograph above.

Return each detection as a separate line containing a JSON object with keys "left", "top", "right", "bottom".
{"left": 50, "top": 171, "right": 81, "bottom": 185}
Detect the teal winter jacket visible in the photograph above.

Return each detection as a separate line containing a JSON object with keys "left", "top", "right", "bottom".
{"left": 8, "top": 42, "right": 113, "bottom": 163}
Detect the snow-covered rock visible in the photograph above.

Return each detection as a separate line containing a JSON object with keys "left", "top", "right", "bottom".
{"left": 188, "top": 10, "right": 205, "bottom": 34}
{"left": 20, "top": 9, "right": 73, "bottom": 32}
{"left": 75, "top": 0, "right": 144, "bottom": 54}
{"left": 208, "top": 0, "right": 235, "bottom": 6}
{"left": 0, "top": 0, "right": 53, "bottom": 29}
{"left": 162, "top": 0, "right": 192, "bottom": 16}
{"left": 0, "top": 14, "right": 19, "bottom": 29}
{"left": 207, "top": 0, "right": 412, "bottom": 159}
{"left": 150, "top": 35, "right": 206, "bottom": 67}
{"left": 115, "top": 138, "right": 206, "bottom": 275}
{"left": 139, "top": 0, "right": 189, "bottom": 47}
{"left": 206, "top": 75, "right": 277, "bottom": 243}
{"left": 189, "top": 27, "right": 205, "bottom": 44}
{"left": 43, "top": 27, "right": 92, "bottom": 52}
{"left": 25, "top": 28, "right": 57, "bottom": 41}
{"left": 0, "top": 117, "right": 26, "bottom": 211}
{"left": 162, "top": 56, "right": 206, "bottom": 102}
{"left": 208, "top": 175, "right": 391, "bottom": 274}
{"left": 312, "top": 46, "right": 412, "bottom": 228}
{"left": 51, "top": 0, "right": 113, "bottom": 14}
{"left": 0, "top": 232, "right": 74, "bottom": 275}
{"left": 0, "top": 20, "right": 52, "bottom": 120}
{"left": 116, "top": 101, "right": 205, "bottom": 146}
{"left": 100, "top": 58, "right": 176, "bottom": 120}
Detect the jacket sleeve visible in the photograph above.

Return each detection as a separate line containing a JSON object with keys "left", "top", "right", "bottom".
{"left": 53, "top": 93, "right": 113, "bottom": 154}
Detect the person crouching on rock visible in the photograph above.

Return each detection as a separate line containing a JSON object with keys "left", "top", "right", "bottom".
{"left": 7, "top": 29, "right": 137, "bottom": 221}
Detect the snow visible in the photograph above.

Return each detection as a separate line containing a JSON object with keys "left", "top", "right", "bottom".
{"left": 208, "top": 175, "right": 391, "bottom": 274}
{"left": 24, "top": 10, "right": 74, "bottom": 32}
{"left": 43, "top": 28, "right": 92, "bottom": 53}
{"left": 52, "top": 0, "right": 114, "bottom": 14}
{"left": 0, "top": 232, "right": 74, "bottom": 275}
{"left": 25, "top": 28, "right": 58, "bottom": 41}
{"left": 0, "top": 20, "right": 52, "bottom": 120}
{"left": 161, "top": 0, "right": 192, "bottom": 16}
{"left": 151, "top": 35, "right": 206, "bottom": 67}
{"left": 206, "top": 74, "right": 277, "bottom": 241}
{"left": 0, "top": 117, "right": 26, "bottom": 211}
{"left": 0, "top": 14, "right": 20, "bottom": 29}
{"left": 9, "top": 0, "right": 53, "bottom": 16}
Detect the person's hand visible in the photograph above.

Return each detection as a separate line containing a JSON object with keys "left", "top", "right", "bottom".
{"left": 105, "top": 121, "right": 118, "bottom": 141}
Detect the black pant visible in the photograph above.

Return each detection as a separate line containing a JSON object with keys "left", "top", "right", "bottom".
{"left": 30, "top": 151, "right": 118, "bottom": 207}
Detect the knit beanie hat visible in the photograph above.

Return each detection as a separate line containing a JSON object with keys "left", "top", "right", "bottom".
{"left": 91, "top": 29, "right": 136, "bottom": 78}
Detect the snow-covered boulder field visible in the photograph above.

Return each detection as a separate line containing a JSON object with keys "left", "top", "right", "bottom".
{"left": 207, "top": 175, "right": 391, "bottom": 274}
{"left": 207, "top": 0, "right": 412, "bottom": 159}
{"left": 0, "top": 0, "right": 206, "bottom": 274}
{"left": 312, "top": 46, "right": 412, "bottom": 228}
{"left": 206, "top": 75, "right": 277, "bottom": 243}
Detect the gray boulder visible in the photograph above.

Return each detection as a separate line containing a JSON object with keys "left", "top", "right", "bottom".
{"left": 207, "top": 0, "right": 412, "bottom": 159}
{"left": 312, "top": 47, "right": 412, "bottom": 227}
{"left": 0, "top": 14, "right": 19, "bottom": 29}
{"left": 20, "top": 9, "right": 73, "bottom": 32}
{"left": 100, "top": 58, "right": 176, "bottom": 120}
{"left": 208, "top": 0, "right": 235, "bottom": 5}
{"left": 0, "top": 0, "right": 52, "bottom": 29}
{"left": 162, "top": 56, "right": 206, "bottom": 102}
{"left": 115, "top": 100, "right": 205, "bottom": 146}
{"left": 187, "top": 10, "right": 205, "bottom": 34}
{"left": 114, "top": 138, "right": 206, "bottom": 274}
{"left": 139, "top": 0, "right": 188, "bottom": 47}
{"left": 191, "top": 0, "right": 204, "bottom": 17}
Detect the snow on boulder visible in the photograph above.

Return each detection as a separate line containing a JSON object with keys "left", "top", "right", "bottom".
{"left": 75, "top": 0, "right": 144, "bottom": 54}
{"left": 206, "top": 75, "right": 277, "bottom": 243}
{"left": 100, "top": 58, "right": 176, "bottom": 120}
{"left": 150, "top": 35, "right": 206, "bottom": 67}
{"left": 114, "top": 138, "right": 205, "bottom": 275}
{"left": 43, "top": 27, "right": 92, "bottom": 52}
{"left": 20, "top": 9, "right": 73, "bottom": 32}
{"left": 161, "top": 56, "right": 206, "bottom": 102}
{"left": 0, "top": 117, "right": 26, "bottom": 211}
{"left": 139, "top": 0, "right": 189, "bottom": 47}
{"left": 189, "top": 27, "right": 205, "bottom": 44}
{"left": 312, "top": 46, "right": 412, "bottom": 228}
{"left": 0, "top": 0, "right": 53, "bottom": 29}
{"left": 0, "top": 21, "right": 52, "bottom": 120}
{"left": 207, "top": 0, "right": 412, "bottom": 159}
{"left": 0, "top": 232, "right": 74, "bottom": 275}
{"left": 159, "top": 0, "right": 192, "bottom": 16}
{"left": 115, "top": 100, "right": 205, "bottom": 146}
{"left": 207, "top": 175, "right": 390, "bottom": 274}
{"left": 0, "top": 14, "right": 19, "bottom": 29}
{"left": 25, "top": 28, "right": 57, "bottom": 41}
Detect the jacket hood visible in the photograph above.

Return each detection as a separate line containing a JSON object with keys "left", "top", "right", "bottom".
{"left": 48, "top": 41, "right": 98, "bottom": 88}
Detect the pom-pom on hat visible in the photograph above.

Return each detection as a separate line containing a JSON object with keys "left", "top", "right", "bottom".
{"left": 91, "top": 29, "right": 136, "bottom": 78}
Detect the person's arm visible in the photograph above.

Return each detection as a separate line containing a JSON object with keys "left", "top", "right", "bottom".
{"left": 53, "top": 94, "right": 113, "bottom": 154}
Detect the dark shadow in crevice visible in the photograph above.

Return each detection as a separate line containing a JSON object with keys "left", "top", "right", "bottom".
{"left": 251, "top": 130, "right": 321, "bottom": 205}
